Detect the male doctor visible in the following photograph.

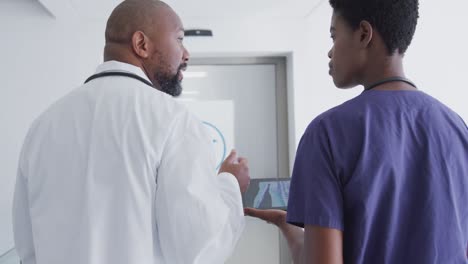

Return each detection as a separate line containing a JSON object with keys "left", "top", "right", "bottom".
{"left": 12, "top": 1, "right": 250, "bottom": 263}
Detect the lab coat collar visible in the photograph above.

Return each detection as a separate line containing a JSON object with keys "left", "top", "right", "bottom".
{"left": 95, "top": 60, "right": 152, "bottom": 84}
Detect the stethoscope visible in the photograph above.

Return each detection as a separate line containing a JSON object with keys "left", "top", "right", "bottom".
{"left": 84, "top": 71, "right": 154, "bottom": 87}
{"left": 364, "top": 76, "right": 417, "bottom": 91}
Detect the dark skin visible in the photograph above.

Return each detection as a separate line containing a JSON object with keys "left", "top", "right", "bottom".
{"left": 328, "top": 11, "right": 416, "bottom": 91}
{"left": 103, "top": 0, "right": 189, "bottom": 92}
{"left": 244, "top": 208, "right": 342, "bottom": 264}
{"left": 246, "top": 11, "right": 415, "bottom": 264}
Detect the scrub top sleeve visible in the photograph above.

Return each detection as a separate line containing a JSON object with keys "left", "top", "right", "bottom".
{"left": 286, "top": 120, "right": 344, "bottom": 231}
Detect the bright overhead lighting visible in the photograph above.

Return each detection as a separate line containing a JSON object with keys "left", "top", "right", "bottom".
{"left": 182, "top": 91, "right": 200, "bottom": 95}
{"left": 176, "top": 98, "right": 196, "bottom": 102}
{"left": 184, "top": 71, "right": 207, "bottom": 78}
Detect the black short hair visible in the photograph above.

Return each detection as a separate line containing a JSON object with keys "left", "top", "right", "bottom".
{"left": 329, "top": 0, "right": 419, "bottom": 54}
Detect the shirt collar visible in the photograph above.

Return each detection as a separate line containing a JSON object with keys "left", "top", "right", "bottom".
{"left": 95, "top": 60, "right": 152, "bottom": 84}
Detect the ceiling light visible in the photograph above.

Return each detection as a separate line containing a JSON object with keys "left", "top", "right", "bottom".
{"left": 184, "top": 71, "right": 208, "bottom": 78}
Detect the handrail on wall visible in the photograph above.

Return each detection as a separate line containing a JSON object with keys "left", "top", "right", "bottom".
{"left": 0, "top": 248, "right": 14, "bottom": 258}
{"left": 0, "top": 248, "right": 19, "bottom": 264}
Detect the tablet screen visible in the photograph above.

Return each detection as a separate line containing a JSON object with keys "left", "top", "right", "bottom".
{"left": 242, "top": 178, "right": 291, "bottom": 210}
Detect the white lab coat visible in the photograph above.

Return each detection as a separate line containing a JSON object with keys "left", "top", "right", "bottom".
{"left": 12, "top": 61, "right": 245, "bottom": 264}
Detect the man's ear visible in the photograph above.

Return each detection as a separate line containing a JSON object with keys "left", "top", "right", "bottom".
{"left": 358, "top": 20, "right": 373, "bottom": 49}
{"left": 132, "top": 31, "right": 151, "bottom": 59}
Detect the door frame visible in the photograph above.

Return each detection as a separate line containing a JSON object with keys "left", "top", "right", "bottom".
{"left": 189, "top": 57, "right": 293, "bottom": 264}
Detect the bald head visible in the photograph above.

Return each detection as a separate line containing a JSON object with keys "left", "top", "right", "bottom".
{"left": 105, "top": 0, "right": 172, "bottom": 45}
{"left": 103, "top": 0, "right": 190, "bottom": 97}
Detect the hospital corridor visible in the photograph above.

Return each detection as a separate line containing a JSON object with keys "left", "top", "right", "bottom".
{"left": 1, "top": 0, "right": 467, "bottom": 263}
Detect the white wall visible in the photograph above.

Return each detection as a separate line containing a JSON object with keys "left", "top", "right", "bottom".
{"left": 406, "top": 1, "right": 468, "bottom": 120}
{"left": 1, "top": 0, "right": 467, "bottom": 257}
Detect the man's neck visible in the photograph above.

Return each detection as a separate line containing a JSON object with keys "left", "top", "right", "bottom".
{"left": 103, "top": 43, "right": 142, "bottom": 69}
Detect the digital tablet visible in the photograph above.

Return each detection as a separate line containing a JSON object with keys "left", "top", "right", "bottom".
{"left": 242, "top": 178, "right": 291, "bottom": 210}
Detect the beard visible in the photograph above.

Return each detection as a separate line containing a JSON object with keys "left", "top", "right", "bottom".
{"left": 155, "top": 63, "right": 187, "bottom": 97}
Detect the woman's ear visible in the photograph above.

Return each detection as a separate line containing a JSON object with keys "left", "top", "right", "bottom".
{"left": 358, "top": 20, "right": 373, "bottom": 49}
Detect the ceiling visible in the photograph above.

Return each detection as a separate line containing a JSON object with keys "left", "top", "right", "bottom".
{"left": 40, "top": 0, "right": 324, "bottom": 20}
